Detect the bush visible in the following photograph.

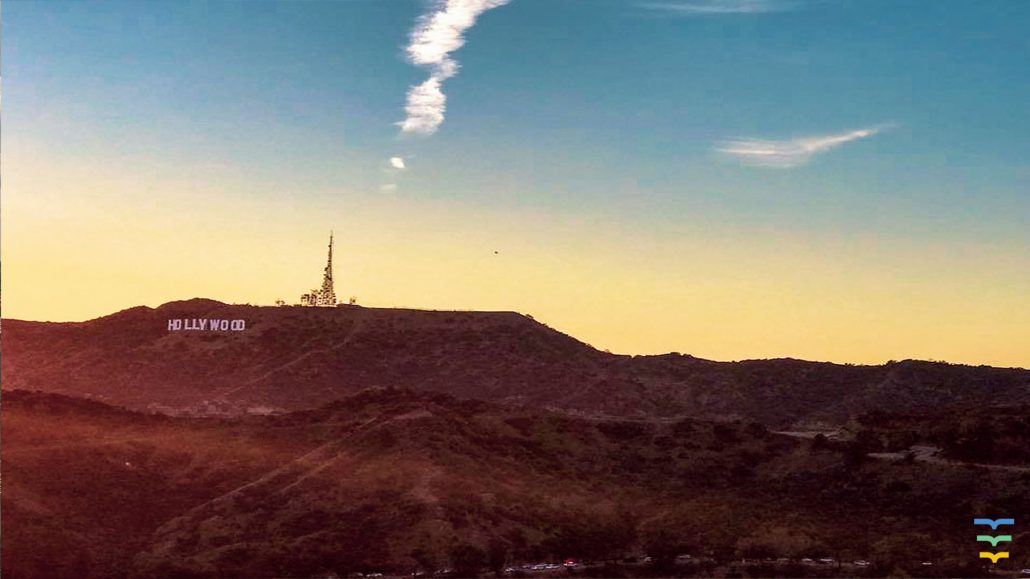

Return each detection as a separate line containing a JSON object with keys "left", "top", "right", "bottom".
{"left": 450, "top": 543, "right": 487, "bottom": 577}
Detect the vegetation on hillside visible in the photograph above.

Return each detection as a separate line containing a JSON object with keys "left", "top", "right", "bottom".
{"left": 3, "top": 300, "right": 1028, "bottom": 428}
{"left": 4, "top": 389, "right": 1028, "bottom": 578}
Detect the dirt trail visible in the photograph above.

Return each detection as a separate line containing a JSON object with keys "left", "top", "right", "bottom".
{"left": 775, "top": 431, "right": 1030, "bottom": 473}
{"left": 869, "top": 445, "right": 1030, "bottom": 473}
{"left": 2, "top": 435, "right": 161, "bottom": 453}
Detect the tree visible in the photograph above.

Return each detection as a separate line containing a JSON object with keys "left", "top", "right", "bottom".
{"left": 411, "top": 547, "right": 439, "bottom": 575}
{"left": 645, "top": 529, "right": 687, "bottom": 572}
{"left": 812, "top": 433, "right": 828, "bottom": 450}
{"left": 450, "top": 543, "right": 487, "bottom": 578}
{"left": 487, "top": 539, "right": 509, "bottom": 576}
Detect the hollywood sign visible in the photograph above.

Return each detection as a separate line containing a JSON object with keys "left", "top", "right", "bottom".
{"left": 167, "top": 319, "right": 246, "bottom": 331}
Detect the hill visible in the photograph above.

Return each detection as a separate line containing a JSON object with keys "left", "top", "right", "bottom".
{"left": 3, "top": 299, "right": 1028, "bottom": 427}
{"left": 4, "top": 388, "right": 1028, "bottom": 579}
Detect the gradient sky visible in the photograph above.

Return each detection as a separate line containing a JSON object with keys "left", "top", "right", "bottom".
{"left": 4, "top": 0, "right": 1029, "bottom": 367}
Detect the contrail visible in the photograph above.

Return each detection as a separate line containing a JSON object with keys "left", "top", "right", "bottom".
{"left": 638, "top": 0, "right": 797, "bottom": 15}
{"left": 717, "top": 124, "right": 895, "bottom": 168}
{"left": 397, "top": 0, "right": 512, "bottom": 136}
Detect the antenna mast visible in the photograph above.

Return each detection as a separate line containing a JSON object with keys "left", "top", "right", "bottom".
{"left": 300, "top": 231, "right": 338, "bottom": 307}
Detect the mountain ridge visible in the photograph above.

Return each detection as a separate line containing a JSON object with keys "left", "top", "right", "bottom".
{"left": 3, "top": 299, "right": 1028, "bottom": 428}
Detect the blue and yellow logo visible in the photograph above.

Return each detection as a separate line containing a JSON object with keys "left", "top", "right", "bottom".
{"left": 974, "top": 518, "right": 1014, "bottom": 564}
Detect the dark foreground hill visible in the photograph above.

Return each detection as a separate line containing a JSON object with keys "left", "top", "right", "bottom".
{"left": 3, "top": 389, "right": 1028, "bottom": 579}
{"left": 2, "top": 299, "right": 1028, "bottom": 427}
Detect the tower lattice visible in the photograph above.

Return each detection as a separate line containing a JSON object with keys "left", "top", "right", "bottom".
{"left": 300, "top": 232, "right": 338, "bottom": 307}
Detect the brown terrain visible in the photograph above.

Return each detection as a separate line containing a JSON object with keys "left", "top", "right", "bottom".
{"left": 3, "top": 300, "right": 1029, "bottom": 578}
{"left": 3, "top": 299, "right": 1028, "bottom": 427}
{"left": 4, "top": 389, "right": 1029, "bottom": 579}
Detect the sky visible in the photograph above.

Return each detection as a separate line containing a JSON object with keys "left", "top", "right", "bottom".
{"left": 3, "top": 0, "right": 1029, "bottom": 367}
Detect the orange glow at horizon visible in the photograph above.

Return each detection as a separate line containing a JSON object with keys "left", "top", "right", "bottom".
{"left": 3, "top": 150, "right": 1029, "bottom": 369}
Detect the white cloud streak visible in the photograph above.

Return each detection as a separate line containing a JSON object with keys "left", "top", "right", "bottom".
{"left": 390, "top": 156, "right": 407, "bottom": 170}
{"left": 717, "top": 125, "right": 893, "bottom": 168}
{"left": 398, "top": 0, "right": 512, "bottom": 136}
{"left": 638, "top": 0, "right": 796, "bottom": 15}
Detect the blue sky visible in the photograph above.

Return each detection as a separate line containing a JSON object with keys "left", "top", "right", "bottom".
{"left": 9, "top": 0, "right": 1029, "bottom": 236}
{"left": 4, "top": 0, "right": 1029, "bottom": 365}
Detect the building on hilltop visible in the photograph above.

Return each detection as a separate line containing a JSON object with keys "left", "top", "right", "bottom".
{"left": 300, "top": 232, "right": 338, "bottom": 307}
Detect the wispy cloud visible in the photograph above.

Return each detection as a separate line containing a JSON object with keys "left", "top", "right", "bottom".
{"left": 390, "top": 156, "right": 407, "bottom": 170}
{"left": 717, "top": 125, "right": 893, "bottom": 168}
{"left": 398, "top": 0, "right": 512, "bottom": 136}
{"left": 638, "top": 0, "right": 797, "bottom": 15}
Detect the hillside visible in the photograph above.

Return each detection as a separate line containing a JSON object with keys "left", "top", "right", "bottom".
{"left": 4, "top": 389, "right": 1028, "bottom": 579}
{"left": 3, "top": 299, "right": 1028, "bottom": 427}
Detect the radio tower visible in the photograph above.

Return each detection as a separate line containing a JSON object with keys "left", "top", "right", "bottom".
{"left": 319, "top": 231, "right": 337, "bottom": 306}
{"left": 300, "top": 232, "right": 338, "bottom": 307}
